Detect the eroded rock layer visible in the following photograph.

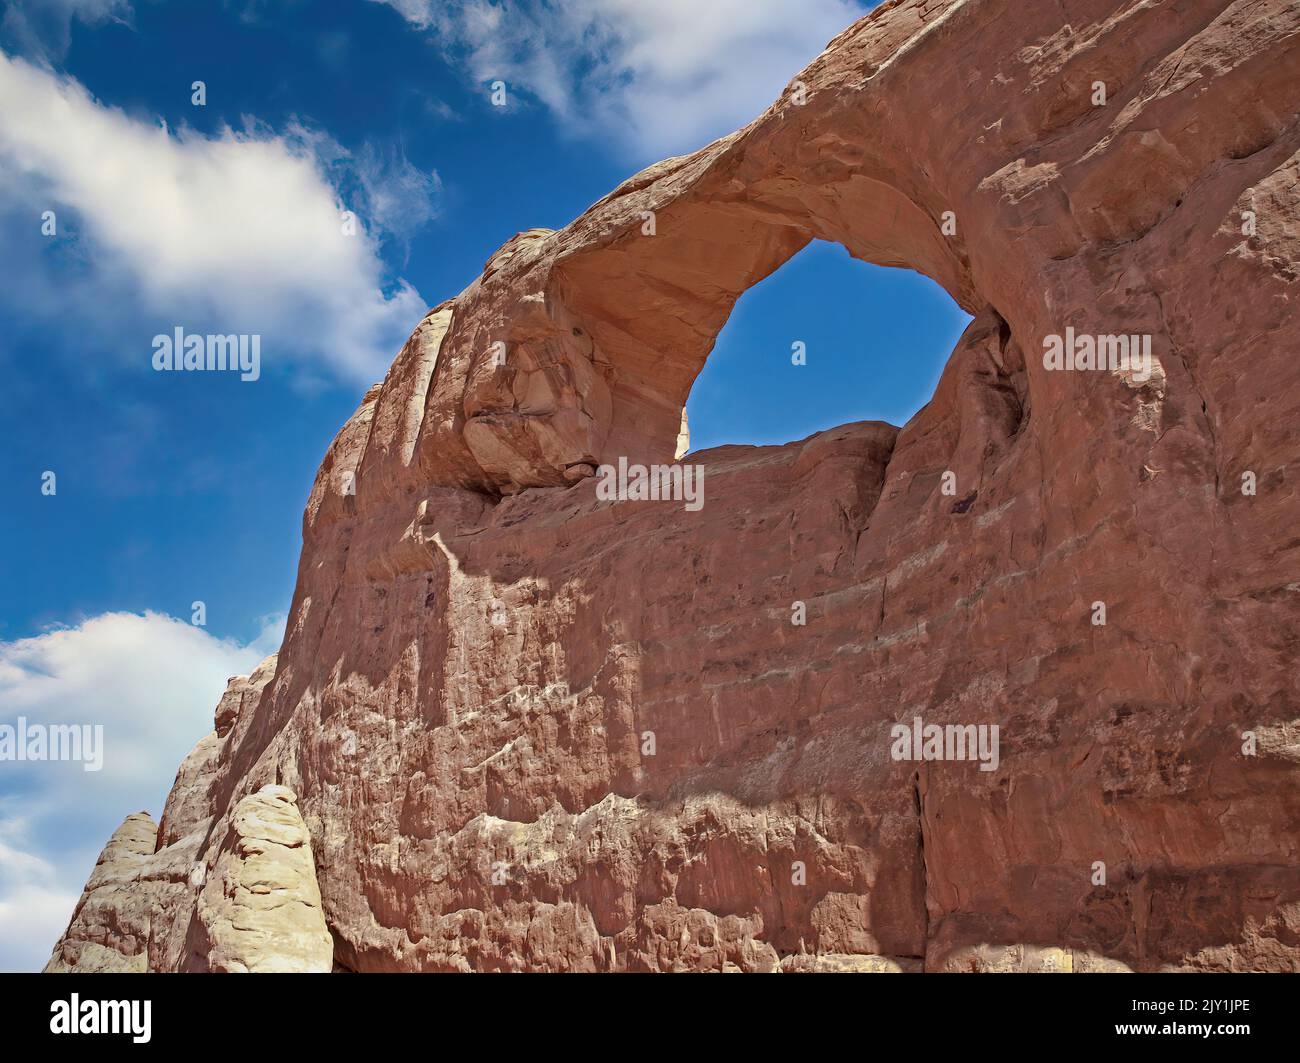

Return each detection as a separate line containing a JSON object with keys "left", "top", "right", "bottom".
{"left": 182, "top": 785, "right": 333, "bottom": 973}
{"left": 49, "top": 0, "right": 1300, "bottom": 972}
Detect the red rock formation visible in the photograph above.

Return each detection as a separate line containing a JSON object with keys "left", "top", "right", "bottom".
{"left": 49, "top": 0, "right": 1300, "bottom": 972}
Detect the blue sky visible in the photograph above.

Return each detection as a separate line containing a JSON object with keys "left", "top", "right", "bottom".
{"left": 0, "top": 0, "right": 968, "bottom": 970}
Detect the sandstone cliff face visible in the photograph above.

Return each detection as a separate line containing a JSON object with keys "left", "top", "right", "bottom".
{"left": 49, "top": 0, "right": 1300, "bottom": 972}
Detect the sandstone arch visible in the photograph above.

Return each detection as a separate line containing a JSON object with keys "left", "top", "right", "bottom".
{"left": 49, "top": 0, "right": 1300, "bottom": 973}
{"left": 434, "top": 81, "right": 985, "bottom": 494}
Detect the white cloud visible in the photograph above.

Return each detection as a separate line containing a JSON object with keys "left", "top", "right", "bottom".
{"left": 0, "top": 610, "right": 284, "bottom": 971}
{"left": 0, "top": 822, "right": 81, "bottom": 974}
{"left": 0, "top": 50, "right": 434, "bottom": 384}
{"left": 374, "top": 0, "right": 870, "bottom": 159}
{"left": 371, "top": 0, "right": 437, "bottom": 29}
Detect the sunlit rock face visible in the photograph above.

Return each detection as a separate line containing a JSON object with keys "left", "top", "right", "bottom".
{"left": 49, "top": 0, "right": 1300, "bottom": 972}
{"left": 182, "top": 785, "right": 333, "bottom": 974}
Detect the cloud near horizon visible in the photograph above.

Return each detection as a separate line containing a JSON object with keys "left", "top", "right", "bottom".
{"left": 0, "top": 48, "right": 434, "bottom": 385}
{"left": 0, "top": 609, "right": 283, "bottom": 972}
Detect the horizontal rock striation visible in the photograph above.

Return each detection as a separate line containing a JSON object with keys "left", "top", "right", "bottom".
{"left": 49, "top": 0, "right": 1300, "bottom": 971}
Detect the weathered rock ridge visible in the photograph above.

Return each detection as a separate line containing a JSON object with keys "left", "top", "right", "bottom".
{"left": 49, "top": 0, "right": 1300, "bottom": 972}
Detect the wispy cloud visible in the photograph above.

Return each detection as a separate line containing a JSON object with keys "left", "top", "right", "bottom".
{"left": 372, "top": 0, "right": 870, "bottom": 159}
{"left": 0, "top": 0, "right": 134, "bottom": 60}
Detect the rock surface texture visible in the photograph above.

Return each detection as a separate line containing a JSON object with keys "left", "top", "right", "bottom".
{"left": 48, "top": 0, "right": 1300, "bottom": 972}
{"left": 182, "top": 785, "right": 333, "bottom": 973}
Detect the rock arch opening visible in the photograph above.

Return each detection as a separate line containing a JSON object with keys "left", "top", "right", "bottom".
{"left": 682, "top": 239, "right": 974, "bottom": 454}
{"left": 456, "top": 170, "right": 986, "bottom": 495}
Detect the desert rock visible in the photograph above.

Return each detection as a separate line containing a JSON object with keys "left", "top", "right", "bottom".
{"left": 181, "top": 785, "right": 333, "bottom": 973}
{"left": 45, "top": 813, "right": 161, "bottom": 973}
{"left": 48, "top": 0, "right": 1300, "bottom": 972}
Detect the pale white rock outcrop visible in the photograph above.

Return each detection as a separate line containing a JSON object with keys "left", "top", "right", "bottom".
{"left": 182, "top": 785, "right": 333, "bottom": 973}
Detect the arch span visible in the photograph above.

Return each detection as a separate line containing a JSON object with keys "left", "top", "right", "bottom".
{"left": 450, "top": 146, "right": 983, "bottom": 492}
